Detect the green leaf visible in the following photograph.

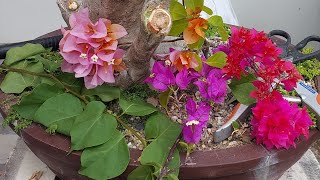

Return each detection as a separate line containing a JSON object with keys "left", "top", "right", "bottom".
{"left": 4, "top": 43, "right": 46, "bottom": 66}
{"left": 165, "top": 150, "right": 180, "bottom": 178}
{"left": 187, "top": 38, "right": 204, "bottom": 50}
{"left": 70, "top": 101, "right": 117, "bottom": 150}
{"left": 229, "top": 74, "right": 257, "bottom": 105}
{"left": 82, "top": 84, "right": 120, "bottom": 102}
{"left": 119, "top": 98, "right": 157, "bottom": 116}
{"left": 232, "top": 121, "right": 240, "bottom": 130}
{"left": 128, "top": 165, "right": 154, "bottom": 180}
{"left": 57, "top": 73, "right": 83, "bottom": 93}
{"left": 218, "top": 26, "right": 229, "bottom": 41}
{"left": 207, "top": 15, "right": 224, "bottom": 27}
{"left": 202, "top": 6, "right": 213, "bottom": 15}
{"left": 185, "top": 0, "right": 204, "bottom": 11}
{"left": 169, "top": 19, "right": 188, "bottom": 36}
{"left": 141, "top": 113, "right": 181, "bottom": 171}
{"left": 13, "top": 84, "right": 63, "bottom": 119}
{"left": 80, "top": 130, "right": 130, "bottom": 180}
{"left": 170, "top": 0, "right": 187, "bottom": 21}
{"left": 206, "top": 52, "right": 227, "bottom": 68}
{"left": 34, "top": 54, "right": 61, "bottom": 72}
{"left": 159, "top": 89, "right": 173, "bottom": 110}
{"left": 194, "top": 54, "right": 203, "bottom": 72}
{"left": 0, "top": 60, "right": 44, "bottom": 93}
{"left": 34, "top": 93, "right": 83, "bottom": 135}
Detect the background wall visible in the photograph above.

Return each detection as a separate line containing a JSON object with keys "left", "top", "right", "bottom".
{"left": 0, "top": 0, "right": 319, "bottom": 46}
{"left": 230, "top": 0, "right": 320, "bottom": 46}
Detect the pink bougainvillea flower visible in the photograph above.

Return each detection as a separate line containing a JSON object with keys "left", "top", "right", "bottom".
{"left": 183, "top": 98, "right": 211, "bottom": 144}
{"left": 144, "top": 61, "right": 175, "bottom": 92}
{"left": 59, "top": 8, "right": 127, "bottom": 89}
{"left": 170, "top": 49, "right": 198, "bottom": 71}
{"left": 251, "top": 98, "right": 313, "bottom": 150}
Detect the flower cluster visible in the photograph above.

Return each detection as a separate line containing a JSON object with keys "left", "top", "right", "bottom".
{"left": 219, "top": 27, "right": 312, "bottom": 149}
{"left": 145, "top": 49, "right": 228, "bottom": 144}
{"left": 183, "top": 98, "right": 211, "bottom": 144}
{"left": 251, "top": 98, "right": 313, "bottom": 149}
{"left": 59, "top": 8, "right": 127, "bottom": 89}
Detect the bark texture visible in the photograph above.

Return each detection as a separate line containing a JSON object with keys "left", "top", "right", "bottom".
{"left": 57, "top": 0, "right": 172, "bottom": 88}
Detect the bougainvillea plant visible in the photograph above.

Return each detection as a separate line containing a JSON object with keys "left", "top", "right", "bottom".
{"left": 0, "top": 0, "right": 314, "bottom": 179}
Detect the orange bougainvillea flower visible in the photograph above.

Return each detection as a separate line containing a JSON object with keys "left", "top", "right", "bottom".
{"left": 183, "top": 18, "right": 208, "bottom": 44}
{"left": 170, "top": 49, "right": 198, "bottom": 71}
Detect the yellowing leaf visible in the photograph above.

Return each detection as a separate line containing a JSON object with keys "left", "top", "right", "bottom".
{"left": 206, "top": 52, "right": 227, "bottom": 68}
{"left": 207, "top": 15, "right": 224, "bottom": 27}
{"left": 159, "top": 89, "right": 173, "bottom": 110}
{"left": 194, "top": 54, "right": 203, "bottom": 72}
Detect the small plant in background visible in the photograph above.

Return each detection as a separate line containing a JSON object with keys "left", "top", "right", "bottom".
{"left": 0, "top": 0, "right": 317, "bottom": 179}
{"left": 296, "top": 47, "right": 320, "bottom": 81}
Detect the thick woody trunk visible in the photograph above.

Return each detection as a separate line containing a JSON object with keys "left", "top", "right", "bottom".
{"left": 56, "top": 0, "right": 172, "bottom": 88}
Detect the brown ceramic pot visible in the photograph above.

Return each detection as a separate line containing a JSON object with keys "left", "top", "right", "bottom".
{"left": 4, "top": 122, "right": 320, "bottom": 180}
{"left": 1, "top": 31, "right": 320, "bottom": 180}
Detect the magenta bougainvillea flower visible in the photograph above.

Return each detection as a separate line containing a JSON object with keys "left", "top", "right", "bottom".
{"left": 193, "top": 64, "right": 227, "bottom": 103}
{"left": 59, "top": 8, "right": 127, "bottom": 89}
{"left": 144, "top": 61, "right": 175, "bottom": 92}
{"left": 183, "top": 98, "right": 211, "bottom": 144}
{"left": 251, "top": 98, "right": 313, "bottom": 149}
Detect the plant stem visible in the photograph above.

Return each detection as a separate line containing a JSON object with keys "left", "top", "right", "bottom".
{"left": 115, "top": 116, "right": 147, "bottom": 148}
{"left": 1, "top": 64, "right": 148, "bottom": 148}
{"left": 0, "top": 65, "right": 89, "bottom": 104}
{"left": 157, "top": 133, "right": 182, "bottom": 180}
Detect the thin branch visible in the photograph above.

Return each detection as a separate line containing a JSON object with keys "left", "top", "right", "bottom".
{"left": 157, "top": 133, "right": 182, "bottom": 180}
{"left": 115, "top": 116, "right": 147, "bottom": 147}
{"left": 1, "top": 64, "right": 148, "bottom": 148}
{"left": 0, "top": 65, "right": 89, "bottom": 104}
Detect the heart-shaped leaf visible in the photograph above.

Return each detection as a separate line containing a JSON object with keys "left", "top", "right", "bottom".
{"left": 128, "top": 165, "right": 154, "bottom": 180}
{"left": 169, "top": 19, "right": 188, "bottom": 36}
{"left": 82, "top": 84, "right": 120, "bottom": 102}
{"left": 119, "top": 98, "right": 157, "bottom": 116}
{"left": 13, "top": 84, "right": 63, "bottom": 119}
{"left": 170, "top": 0, "right": 187, "bottom": 21}
{"left": 80, "top": 130, "right": 130, "bottom": 180}
{"left": 202, "top": 6, "right": 213, "bottom": 15}
{"left": 4, "top": 43, "right": 46, "bottom": 66}
{"left": 71, "top": 101, "right": 117, "bottom": 150}
{"left": 206, "top": 52, "right": 227, "bottom": 68}
{"left": 159, "top": 89, "right": 173, "bottom": 110}
{"left": 141, "top": 113, "right": 181, "bottom": 171}
{"left": 34, "top": 93, "right": 83, "bottom": 135}
{"left": 185, "top": 0, "right": 204, "bottom": 11}
{"left": 207, "top": 15, "right": 224, "bottom": 27}
{"left": 229, "top": 74, "right": 257, "bottom": 105}
{"left": 0, "top": 60, "right": 44, "bottom": 93}
{"left": 194, "top": 54, "right": 203, "bottom": 72}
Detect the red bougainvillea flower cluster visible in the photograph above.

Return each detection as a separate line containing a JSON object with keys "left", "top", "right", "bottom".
{"left": 251, "top": 97, "right": 313, "bottom": 149}
{"left": 59, "top": 8, "right": 127, "bottom": 89}
{"left": 145, "top": 49, "right": 228, "bottom": 144}
{"left": 220, "top": 27, "right": 312, "bottom": 149}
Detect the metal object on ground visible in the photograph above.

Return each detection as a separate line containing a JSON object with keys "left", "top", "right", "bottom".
{"left": 213, "top": 103, "right": 251, "bottom": 143}
{"left": 268, "top": 30, "right": 320, "bottom": 63}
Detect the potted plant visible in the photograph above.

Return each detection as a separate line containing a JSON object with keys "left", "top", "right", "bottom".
{"left": 0, "top": 0, "right": 319, "bottom": 179}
